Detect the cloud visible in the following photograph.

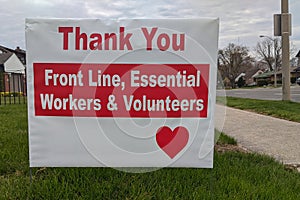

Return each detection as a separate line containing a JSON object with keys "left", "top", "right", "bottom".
{"left": 0, "top": 0, "right": 299, "bottom": 51}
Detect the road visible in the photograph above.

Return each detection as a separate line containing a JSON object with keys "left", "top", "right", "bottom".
{"left": 217, "top": 85, "right": 300, "bottom": 102}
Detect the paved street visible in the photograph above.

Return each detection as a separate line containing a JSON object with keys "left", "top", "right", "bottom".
{"left": 217, "top": 85, "right": 300, "bottom": 102}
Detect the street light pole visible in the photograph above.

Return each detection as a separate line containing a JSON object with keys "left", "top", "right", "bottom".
{"left": 281, "top": 0, "right": 291, "bottom": 100}
{"left": 259, "top": 35, "right": 277, "bottom": 87}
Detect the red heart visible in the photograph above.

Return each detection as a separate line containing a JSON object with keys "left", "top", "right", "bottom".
{"left": 156, "top": 126, "right": 189, "bottom": 159}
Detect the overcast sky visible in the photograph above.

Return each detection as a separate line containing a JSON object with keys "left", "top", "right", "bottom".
{"left": 1, "top": 0, "right": 299, "bottom": 55}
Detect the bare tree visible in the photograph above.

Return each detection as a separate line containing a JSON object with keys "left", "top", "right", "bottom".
{"left": 218, "top": 43, "right": 252, "bottom": 88}
{"left": 255, "top": 38, "right": 281, "bottom": 72}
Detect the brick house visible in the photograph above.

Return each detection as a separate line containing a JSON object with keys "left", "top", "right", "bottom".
{"left": 0, "top": 45, "right": 26, "bottom": 95}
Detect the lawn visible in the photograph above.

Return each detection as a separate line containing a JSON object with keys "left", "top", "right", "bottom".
{"left": 0, "top": 96, "right": 27, "bottom": 105}
{"left": 217, "top": 96, "right": 300, "bottom": 123}
{"left": 0, "top": 104, "right": 300, "bottom": 199}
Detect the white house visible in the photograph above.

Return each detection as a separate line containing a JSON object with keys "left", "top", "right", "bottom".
{"left": 0, "top": 47, "right": 26, "bottom": 94}
{"left": 0, "top": 52, "right": 25, "bottom": 74}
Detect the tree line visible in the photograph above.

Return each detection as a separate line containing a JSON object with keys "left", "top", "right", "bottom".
{"left": 218, "top": 38, "right": 296, "bottom": 88}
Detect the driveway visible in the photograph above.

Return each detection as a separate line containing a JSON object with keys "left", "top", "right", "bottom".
{"left": 217, "top": 85, "right": 300, "bottom": 102}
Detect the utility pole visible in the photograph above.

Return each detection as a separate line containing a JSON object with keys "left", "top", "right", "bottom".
{"left": 281, "top": 0, "right": 291, "bottom": 100}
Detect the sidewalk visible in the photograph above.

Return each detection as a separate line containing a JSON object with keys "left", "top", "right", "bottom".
{"left": 215, "top": 104, "right": 300, "bottom": 166}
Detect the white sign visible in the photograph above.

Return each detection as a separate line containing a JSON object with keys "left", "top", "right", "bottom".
{"left": 26, "top": 19, "right": 219, "bottom": 168}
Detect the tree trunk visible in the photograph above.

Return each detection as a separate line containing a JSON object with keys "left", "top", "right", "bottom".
{"left": 230, "top": 78, "right": 236, "bottom": 89}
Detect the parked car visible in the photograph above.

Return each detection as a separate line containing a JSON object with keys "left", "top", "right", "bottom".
{"left": 297, "top": 77, "right": 300, "bottom": 85}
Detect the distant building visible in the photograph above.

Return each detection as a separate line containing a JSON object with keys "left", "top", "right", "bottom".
{"left": 245, "top": 69, "right": 264, "bottom": 86}
{"left": 0, "top": 45, "right": 26, "bottom": 95}
{"left": 253, "top": 51, "right": 300, "bottom": 86}
{"left": 254, "top": 66, "right": 299, "bottom": 86}
{"left": 296, "top": 50, "right": 300, "bottom": 67}
{"left": 0, "top": 45, "right": 26, "bottom": 66}
{"left": 235, "top": 65, "right": 265, "bottom": 87}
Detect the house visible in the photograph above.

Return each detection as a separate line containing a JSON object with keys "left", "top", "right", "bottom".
{"left": 293, "top": 50, "right": 300, "bottom": 79}
{"left": 235, "top": 73, "right": 246, "bottom": 83}
{"left": 253, "top": 71, "right": 275, "bottom": 86}
{"left": 253, "top": 51, "right": 300, "bottom": 86}
{"left": 254, "top": 66, "right": 299, "bottom": 86}
{"left": 0, "top": 45, "right": 26, "bottom": 95}
{"left": 0, "top": 45, "right": 26, "bottom": 66}
{"left": 246, "top": 69, "right": 264, "bottom": 86}
{"left": 235, "top": 68, "right": 265, "bottom": 87}
{"left": 296, "top": 50, "right": 300, "bottom": 66}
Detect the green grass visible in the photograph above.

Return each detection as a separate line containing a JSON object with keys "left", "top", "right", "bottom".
{"left": 215, "top": 130, "right": 237, "bottom": 145}
{"left": 217, "top": 96, "right": 300, "bottom": 122}
{"left": 0, "top": 96, "right": 27, "bottom": 105}
{"left": 1, "top": 104, "right": 300, "bottom": 199}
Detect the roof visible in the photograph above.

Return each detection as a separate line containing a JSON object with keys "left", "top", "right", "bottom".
{"left": 0, "top": 45, "right": 26, "bottom": 65}
{"left": 254, "top": 66, "right": 299, "bottom": 79}
{"left": 253, "top": 71, "right": 273, "bottom": 79}
{"left": 293, "top": 66, "right": 300, "bottom": 72}
{"left": 0, "top": 52, "right": 13, "bottom": 65}
{"left": 0, "top": 45, "right": 25, "bottom": 55}
{"left": 296, "top": 50, "right": 300, "bottom": 58}
{"left": 235, "top": 73, "right": 246, "bottom": 82}
{"left": 276, "top": 66, "right": 298, "bottom": 74}
{"left": 0, "top": 45, "right": 19, "bottom": 53}
{"left": 244, "top": 68, "right": 264, "bottom": 80}
{"left": 0, "top": 45, "right": 13, "bottom": 53}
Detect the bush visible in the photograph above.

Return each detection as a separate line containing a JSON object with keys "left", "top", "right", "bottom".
{"left": 269, "top": 80, "right": 282, "bottom": 85}
{"left": 237, "top": 77, "right": 245, "bottom": 88}
{"left": 270, "top": 78, "right": 297, "bottom": 84}
{"left": 257, "top": 80, "right": 269, "bottom": 87}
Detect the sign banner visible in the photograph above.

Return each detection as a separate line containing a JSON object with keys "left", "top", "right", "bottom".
{"left": 26, "top": 19, "right": 219, "bottom": 168}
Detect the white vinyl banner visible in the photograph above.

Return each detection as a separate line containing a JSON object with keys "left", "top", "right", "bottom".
{"left": 26, "top": 19, "right": 219, "bottom": 168}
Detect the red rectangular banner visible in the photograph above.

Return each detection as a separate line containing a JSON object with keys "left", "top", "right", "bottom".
{"left": 34, "top": 63, "right": 209, "bottom": 118}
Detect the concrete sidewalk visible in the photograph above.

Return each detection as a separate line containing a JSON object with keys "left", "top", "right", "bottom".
{"left": 215, "top": 104, "right": 300, "bottom": 166}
